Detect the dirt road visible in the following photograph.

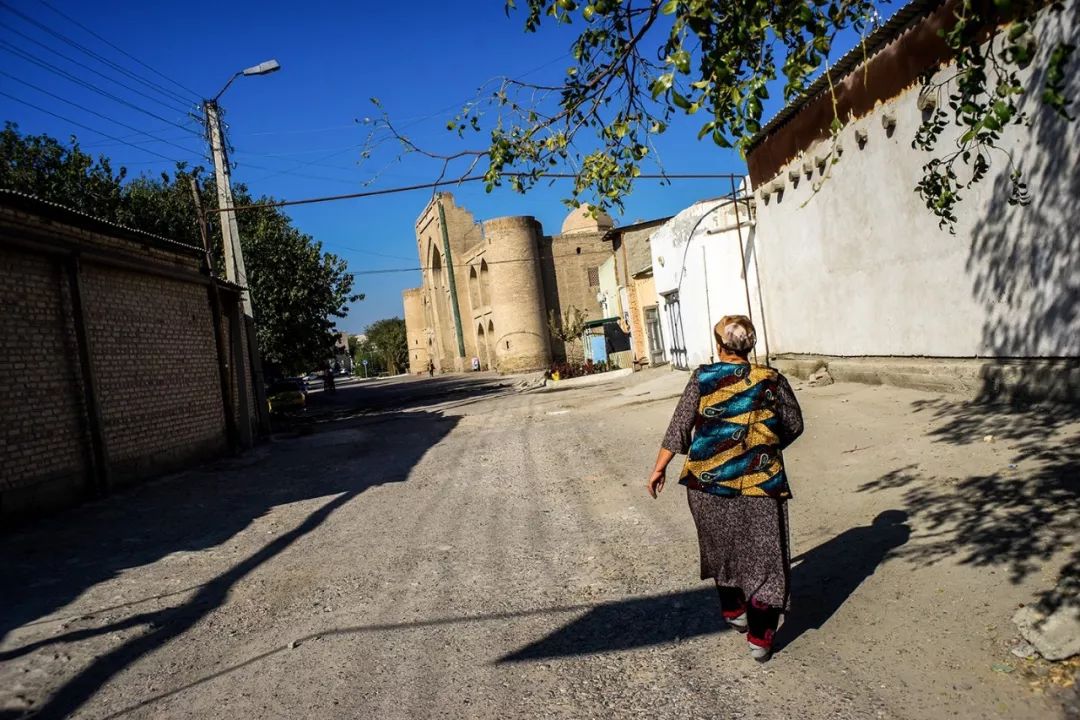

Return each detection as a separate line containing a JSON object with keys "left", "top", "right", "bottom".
{"left": 1, "top": 370, "right": 1076, "bottom": 719}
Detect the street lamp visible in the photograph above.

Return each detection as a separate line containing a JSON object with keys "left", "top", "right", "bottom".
{"left": 212, "top": 59, "right": 281, "bottom": 102}
{"left": 203, "top": 59, "right": 281, "bottom": 442}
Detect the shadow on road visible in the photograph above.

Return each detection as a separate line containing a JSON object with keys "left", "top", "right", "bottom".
{"left": 499, "top": 587, "right": 729, "bottom": 662}
{"left": 776, "top": 510, "right": 910, "bottom": 649}
{"left": 0, "top": 409, "right": 457, "bottom": 720}
{"left": 859, "top": 397, "right": 1079, "bottom": 614}
{"left": 498, "top": 510, "right": 910, "bottom": 662}
{"left": 295, "top": 375, "right": 514, "bottom": 418}
{"left": 69, "top": 514, "right": 912, "bottom": 716}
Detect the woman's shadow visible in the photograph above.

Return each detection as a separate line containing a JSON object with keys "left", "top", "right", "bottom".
{"left": 778, "top": 509, "right": 911, "bottom": 650}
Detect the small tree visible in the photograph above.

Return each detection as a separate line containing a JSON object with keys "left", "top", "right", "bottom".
{"left": 365, "top": 318, "right": 409, "bottom": 375}
{"left": 548, "top": 306, "right": 589, "bottom": 363}
{"left": 352, "top": 336, "right": 386, "bottom": 376}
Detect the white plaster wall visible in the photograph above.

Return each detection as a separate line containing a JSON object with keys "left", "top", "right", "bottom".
{"left": 651, "top": 199, "right": 762, "bottom": 367}
{"left": 752, "top": 4, "right": 1079, "bottom": 358}
{"left": 598, "top": 255, "right": 619, "bottom": 319}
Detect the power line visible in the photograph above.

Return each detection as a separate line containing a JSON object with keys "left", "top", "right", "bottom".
{"left": 242, "top": 123, "right": 360, "bottom": 137}
{"left": 0, "top": 0, "right": 194, "bottom": 108}
{"left": 80, "top": 128, "right": 201, "bottom": 149}
{"left": 231, "top": 160, "right": 367, "bottom": 188}
{"left": 318, "top": 240, "right": 415, "bottom": 263}
{"left": 0, "top": 70, "right": 208, "bottom": 161}
{"left": 37, "top": 0, "right": 202, "bottom": 103}
{"left": 346, "top": 248, "right": 615, "bottom": 276}
{"left": 0, "top": 21, "right": 193, "bottom": 116}
{"left": 0, "top": 89, "right": 186, "bottom": 164}
{"left": 216, "top": 173, "right": 744, "bottom": 213}
{"left": 0, "top": 40, "right": 201, "bottom": 137}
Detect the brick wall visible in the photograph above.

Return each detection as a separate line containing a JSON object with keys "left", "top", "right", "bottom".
{"left": 0, "top": 247, "right": 88, "bottom": 498}
{"left": 0, "top": 195, "right": 246, "bottom": 519}
{"left": 81, "top": 262, "right": 227, "bottom": 480}
{"left": 540, "top": 231, "right": 609, "bottom": 361}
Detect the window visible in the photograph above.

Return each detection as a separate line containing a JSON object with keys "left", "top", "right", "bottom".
{"left": 587, "top": 266, "right": 600, "bottom": 286}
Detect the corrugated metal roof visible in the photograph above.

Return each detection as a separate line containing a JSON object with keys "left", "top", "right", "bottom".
{"left": 746, "top": 0, "right": 944, "bottom": 150}
{"left": 0, "top": 187, "right": 204, "bottom": 255}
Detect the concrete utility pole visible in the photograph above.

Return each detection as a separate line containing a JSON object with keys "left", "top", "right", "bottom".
{"left": 203, "top": 59, "right": 280, "bottom": 437}
{"left": 436, "top": 194, "right": 466, "bottom": 366}
{"left": 204, "top": 101, "right": 249, "bottom": 315}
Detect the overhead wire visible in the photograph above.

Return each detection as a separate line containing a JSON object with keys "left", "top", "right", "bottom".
{"left": 345, "top": 248, "right": 615, "bottom": 276}
{"left": 216, "top": 173, "right": 743, "bottom": 212}
{"left": 0, "top": 21, "right": 193, "bottom": 116}
{"left": 0, "top": 89, "right": 187, "bottom": 164}
{"left": 37, "top": 0, "right": 202, "bottom": 103}
{"left": 0, "top": 70, "right": 209, "bottom": 161}
{"left": 0, "top": 0, "right": 195, "bottom": 107}
{"left": 0, "top": 40, "right": 201, "bottom": 137}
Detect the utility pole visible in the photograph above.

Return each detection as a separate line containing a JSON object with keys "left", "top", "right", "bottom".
{"left": 205, "top": 101, "right": 248, "bottom": 313}
{"left": 204, "top": 99, "right": 270, "bottom": 436}
{"left": 436, "top": 194, "right": 466, "bottom": 367}
{"left": 190, "top": 177, "right": 243, "bottom": 449}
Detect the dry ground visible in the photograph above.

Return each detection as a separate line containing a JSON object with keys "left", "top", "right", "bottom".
{"left": 1, "top": 368, "right": 1076, "bottom": 719}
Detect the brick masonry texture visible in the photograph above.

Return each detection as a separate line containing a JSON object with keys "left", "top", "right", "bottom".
{"left": 406, "top": 193, "right": 614, "bottom": 372}
{"left": 0, "top": 200, "right": 244, "bottom": 517}
{"left": 0, "top": 248, "right": 87, "bottom": 492}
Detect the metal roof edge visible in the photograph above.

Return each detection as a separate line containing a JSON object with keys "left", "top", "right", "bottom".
{"left": 746, "top": 0, "right": 944, "bottom": 152}
{"left": 0, "top": 188, "right": 204, "bottom": 256}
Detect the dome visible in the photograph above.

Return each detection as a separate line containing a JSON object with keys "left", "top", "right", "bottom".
{"left": 560, "top": 205, "right": 614, "bottom": 235}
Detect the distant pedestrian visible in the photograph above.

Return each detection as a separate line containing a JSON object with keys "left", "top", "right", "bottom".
{"left": 323, "top": 366, "right": 336, "bottom": 394}
{"left": 647, "top": 315, "right": 804, "bottom": 662}
{"left": 427, "top": 360, "right": 435, "bottom": 378}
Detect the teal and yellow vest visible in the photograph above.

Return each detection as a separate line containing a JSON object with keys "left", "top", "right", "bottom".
{"left": 679, "top": 362, "right": 792, "bottom": 499}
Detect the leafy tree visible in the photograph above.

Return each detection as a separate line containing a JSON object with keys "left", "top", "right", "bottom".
{"left": 0, "top": 122, "right": 362, "bottom": 374}
{"left": 351, "top": 336, "right": 387, "bottom": 376}
{"left": 377, "top": 2, "right": 1074, "bottom": 230}
{"left": 0, "top": 122, "right": 125, "bottom": 219}
{"left": 365, "top": 318, "right": 409, "bottom": 374}
{"left": 548, "top": 305, "right": 589, "bottom": 361}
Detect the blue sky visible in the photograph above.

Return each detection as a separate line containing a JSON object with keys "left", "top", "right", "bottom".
{"left": 0, "top": 0, "right": 888, "bottom": 333}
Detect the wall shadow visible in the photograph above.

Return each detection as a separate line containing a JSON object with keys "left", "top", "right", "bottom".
{"left": 55, "top": 515, "right": 912, "bottom": 716}
{"left": 498, "top": 511, "right": 910, "bottom": 662}
{"left": 966, "top": 3, "right": 1079, "bottom": 401}
{"left": 858, "top": 397, "right": 1079, "bottom": 613}
{"left": 0, "top": 409, "right": 458, "bottom": 719}
{"left": 286, "top": 375, "right": 515, "bottom": 429}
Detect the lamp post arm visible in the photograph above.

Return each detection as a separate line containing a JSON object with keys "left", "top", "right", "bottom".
{"left": 212, "top": 72, "right": 243, "bottom": 102}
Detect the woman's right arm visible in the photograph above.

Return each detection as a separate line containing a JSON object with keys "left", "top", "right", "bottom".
{"left": 648, "top": 370, "right": 699, "bottom": 497}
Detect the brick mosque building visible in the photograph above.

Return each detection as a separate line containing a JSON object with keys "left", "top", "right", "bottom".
{"left": 403, "top": 193, "right": 615, "bottom": 374}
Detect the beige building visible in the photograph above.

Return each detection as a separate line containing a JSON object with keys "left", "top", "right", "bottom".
{"left": 607, "top": 218, "right": 669, "bottom": 367}
{"left": 403, "top": 193, "right": 616, "bottom": 374}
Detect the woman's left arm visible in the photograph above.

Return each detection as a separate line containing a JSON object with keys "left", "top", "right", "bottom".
{"left": 775, "top": 375, "right": 805, "bottom": 449}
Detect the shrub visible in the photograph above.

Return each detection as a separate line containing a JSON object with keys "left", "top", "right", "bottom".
{"left": 546, "top": 359, "right": 611, "bottom": 380}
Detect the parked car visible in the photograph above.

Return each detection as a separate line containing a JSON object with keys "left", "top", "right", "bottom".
{"left": 267, "top": 379, "right": 306, "bottom": 414}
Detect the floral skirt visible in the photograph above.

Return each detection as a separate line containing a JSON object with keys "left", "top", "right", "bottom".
{"left": 686, "top": 489, "right": 791, "bottom": 611}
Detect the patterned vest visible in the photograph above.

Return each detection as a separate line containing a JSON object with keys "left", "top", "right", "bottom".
{"left": 678, "top": 362, "right": 792, "bottom": 499}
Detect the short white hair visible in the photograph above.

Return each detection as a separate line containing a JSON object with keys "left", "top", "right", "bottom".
{"left": 714, "top": 315, "right": 756, "bottom": 353}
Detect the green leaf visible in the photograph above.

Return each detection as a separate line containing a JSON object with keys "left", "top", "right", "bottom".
{"left": 671, "top": 49, "right": 691, "bottom": 74}
{"left": 672, "top": 90, "right": 691, "bottom": 110}
{"left": 661, "top": 0, "right": 678, "bottom": 15}
{"left": 650, "top": 73, "right": 674, "bottom": 99}
{"left": 1007, "top": 22, "right": 1028, "bottom": 41}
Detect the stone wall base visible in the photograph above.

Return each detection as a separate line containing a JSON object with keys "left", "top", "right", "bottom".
{"left": 770, "top": 355, "right": 1080, "bottom": 405}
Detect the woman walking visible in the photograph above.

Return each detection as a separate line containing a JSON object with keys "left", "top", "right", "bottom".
{"left": 647, "top": 315, "right": 804, "bottom": 662}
